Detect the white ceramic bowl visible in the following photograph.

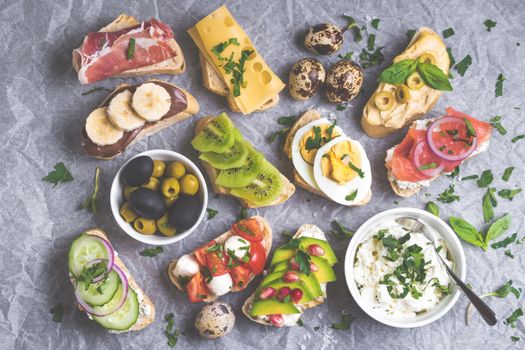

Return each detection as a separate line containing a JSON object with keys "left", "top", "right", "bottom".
{"left": 110, "top": 149, "right": 208, "bottom": 246}
{"left": 344, "top": 207, "right": 466, "bottom": 328}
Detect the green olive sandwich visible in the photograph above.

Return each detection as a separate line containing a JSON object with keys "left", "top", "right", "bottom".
{"left": 192, "top": 113, "right": 295, "bottom": 208}
{"left": 68, "top": 229, "right": 155, "bottom": 332}
{"left": 362, "top": 27, "right": 450, "bottom": 138}
{"left": 242, "top": 224, "right": 337, "bottom": 327}
{"left": 81, "top": 79, "right": 199, "bottom": 160}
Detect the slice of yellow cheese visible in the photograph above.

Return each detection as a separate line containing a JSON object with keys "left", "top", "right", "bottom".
{"left": 188, "top": 6, "right": 285, "bottom": 115}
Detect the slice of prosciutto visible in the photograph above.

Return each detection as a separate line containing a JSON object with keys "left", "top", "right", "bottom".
{"left": 74, "top": 19, "right": 177, "bottom": 84}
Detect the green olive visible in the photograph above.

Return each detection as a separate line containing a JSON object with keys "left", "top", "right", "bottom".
{"left": 418, "top": 52, "right": 437, "bottom": 65}
{"left": 157, "top": 213, "right": 177, "bottom": 236}
{"left": 165, "top": 196, "right": 179, "bottom": 207}
{"left": 374, "top": 91, "right": 395, "bottom": 111}
{"left": 119, "top": 202, "right": 137, "bottom": 223}
{"left": 180, "top": 174, "right": 199, "bottom": 195}
{"left": 166, "top": 162, "right": 186, "bottom": 179}
{"left": 406, "top": 72, "right": 425, "bottom": 90}
{"left": 133, "top": 217, "right": 156, "bottom": 235}
{"left": 142, "top": 176, "right": 160, "bottom": 191}
{"left": 152, "top": 160, "right": 166, "bottom": 178}
{"left": 395, "top": 85, "right": 411, "bottom": 103}
{"left": 161, "top": 177, "right": 180, "bottom": 198}
{"left": 123, "top": 186, "right": 138, "bottom": 201}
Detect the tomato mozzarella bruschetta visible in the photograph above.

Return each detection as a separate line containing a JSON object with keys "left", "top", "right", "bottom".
{"left": 386, "top": 107, "right": 492, "bottom": 197}
{"left": 168, "top": 216, "right": 272, "bottom": 302}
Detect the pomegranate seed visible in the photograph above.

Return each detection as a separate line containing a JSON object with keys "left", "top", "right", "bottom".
{"left": 268, "top": 314, "right": 284, "bottom": 327}
{"left": 290, "top": 288, "right": 303, "bottom": 303}
{"left": 308, "top": 244, "right": 325, "bottom": 257}
{"left": 283, "top": 271, "right": 300, "bottom": 283}
{"left": 289, "top": 259, "right": 300, "bottom": 271}
{"left": 310, "top": 262, "right": 319, "bottom": 272}
{"left": 276, "top": 286, "right": 291, "bottom": 301}
{"left": 259, "top": 287, "right": 277, "bottom": 300}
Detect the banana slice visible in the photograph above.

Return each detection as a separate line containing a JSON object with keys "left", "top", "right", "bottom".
{"left": 107, "top": 90, "right": 146, "bottom": 131}
{"left": 85, "top": 107, "right": 124, "bottom": 146}
{"left": 131, "top": 83, "right": 172, "bottom": 122}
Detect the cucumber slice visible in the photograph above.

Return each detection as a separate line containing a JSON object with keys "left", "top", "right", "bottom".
{"left": 68, "top": 234, "right": 110, "bottom": 277}
{"left": 77, "top": 270, "right": 120, "bottom": 306}
{"left": 93, "top": 285, "right": 139, "bottom": 331}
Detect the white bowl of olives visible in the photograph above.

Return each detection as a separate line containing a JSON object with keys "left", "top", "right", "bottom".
{"left": 110, "top": 149, "right": 208, "bottom": 245}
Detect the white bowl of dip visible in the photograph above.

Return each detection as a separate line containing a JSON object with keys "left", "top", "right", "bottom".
{"left": 344, "top": 207, "right": 466, "bottom": 328}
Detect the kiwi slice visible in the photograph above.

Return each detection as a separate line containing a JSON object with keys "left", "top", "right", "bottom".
{"left": 199, "top": 130, "right": 249, "bottom": 169}
{"left": 231, "top": 161, "right": 283, "bottom": 206}
{"left": 191, "top": 113, "right": 235, "bottom": 153}
{"left": 215, "top": 148, "right": 264, "bottom": 188}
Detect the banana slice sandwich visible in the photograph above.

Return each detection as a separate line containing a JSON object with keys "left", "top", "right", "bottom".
{"left": 82, "top": 80, "right": 199, "bottom": 159}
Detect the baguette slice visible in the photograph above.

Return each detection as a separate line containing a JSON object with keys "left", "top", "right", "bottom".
{"left": 81, "top": 79, "right": 199, "bottom": 160}
{"left": 198, "top": 53, "right": 279, "bottom": 112}
{"left": 70, "top": 228, "right": 155, "bottom": 332}
{"left": 361, "top": 27, "right": 449, "bottom": 138}
{"left": 195, "top": 116, "right": 295, "bottom": 208}
{"left": 242, "top": 224, "right": 329, "bottom": 327}
{"left": 72, "top": 14, "right": 185, "bottom": 82}
{"left": 284, "top": 109, "right": 371, "bottom": 205}
{"left": 168, "top": 216, "right": 272, "bottom": 302}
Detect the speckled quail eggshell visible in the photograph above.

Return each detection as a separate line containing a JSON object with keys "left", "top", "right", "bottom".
{"left": 194, "top": 302, "right": 235, "bottom": 339}
{"left": 288, "top": 58, "right": 326, "bottom": 100}
{"left": 325, "top": 60, "right": 364, "bottom": 104}
{"left": 304, "top": 23, "right": 344, "bottom": 55}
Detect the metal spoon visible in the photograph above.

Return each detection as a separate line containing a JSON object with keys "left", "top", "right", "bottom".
{"left": 395, "top": 217, "right": 498, "bottom": 326}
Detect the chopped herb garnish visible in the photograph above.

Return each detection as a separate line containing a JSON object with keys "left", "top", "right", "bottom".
{"left": 126, "top": 38, "right": 135, "bottom": 60}
{"left": 238, "top": 207, "right": 249, "bottom": 220}
{"left": 338, "top": 52, "right": 353, "bottom": 60}
{"left": 426, "top": 201, "right": 440, "bottom": 217}
{"left": 504, "top": 308, "right": 523, "bottom": 328}
{"left": 305, "top": 126, "right": 323, "bottom": 150}
{"left": 211, "top": 39, "right": 252, "bottom": 97}
{"left": 329, "top": 220, "right": 354, "bottom": 238}
{"left": 476, "top": 170, "right": 494, "bottom": 188}
{"left": 491, "top": 232, "right": 517, "bottom": 249}
{"left": 343, "top": 15, "right": 362, "bottom": 42}
{"left": 511, "top": 336, "right": 520, "bottom": 342}
{"left": 464, "top": 118, "right": 477, "bottom": 138}
{"left": 417, "top": 163, "right": 437, "bottom": 171}
{"left": 371, "top": 18, "right": 380, "bottom": 30}
{"left": 502, "top": 167, "right": 514, "bottom": 181}
{"left": 498, "top": 188, "right": 522, "bottom": 200}
{"left": 505, "top": 249, "right": 515, "bottom": 258}
{"left": 331, "top": 312, "right": 352, "bottom": 330}
{"left": 345, "top": 189, "right": 358, "bottom": 201}
{"left": 296, "top": 250, "right": 311, "bottom": 276}
{"left": 297, "top": 319, "right": 304, "bottom": 326}
{"left": 461, "top": 175, "right": 478, "bottom": 181}
{"left": 358, "top": 46, "right": 384, "bottom": 69}
{"left": 348, "top": 161, "right": 365, "bottom": 178}
{"left": 367, "top": 33, "right": 376, "bottom": 51}
{"left": 206, "top": 208, "right": 218, "bottom": 219}
{"left": 447, "top": 166, "right": 460, "bottom": 178}
{"left": 164, "top": 313, "right": 179, "bottom": 347}
{"left": 447, "top": 47, "right": 455, "bottom": 70}
{"left": 489, "top": 115, "right": 507, "bottom": 135}
{"left": 43, "top": 162, "right": 73, "bottom": 186}
{"left": 484, "top": 19, "right": 497, "bottom": 32}
{"left": 336, "top": 104, "right": 346, "bottom": 111}
{"left": 437, "top": 184, "right": 460, "bottom": 203}
{"left": 140, "top": 246, "right": 163, "bottom": 257}
{"left": 482, "top": 188, "right": 497, "bottom": 223}
{"left": 495, "top": 73, "right": 505, "bottom": 97}
{"left": 50, "top": 304, "right": 64, "bottom": 323}
{"left": 454, "top": 55, "right": 472, "bottom": 77}
{"left": 78, "top": 260, "right": 107, "bottom": 291}
{"left": 442, "top": 27, "right": 455, "bottom": 38}
{"left": 511, "top": 134, "right": 525, "bottom": 143}
{"left": 81, "top": 86, "right": 111, "bottom": 96}
{"left": 79, "top": 167, "right": 100, "bottom": 213}
{"left": 406, "top": 29, "right": 416, "bottom": 41}
{"left": 236, "top": 224, "right": 255, "bottom": 237}
{"left": 277, "top": 115, "right": 297, "bottom": 126}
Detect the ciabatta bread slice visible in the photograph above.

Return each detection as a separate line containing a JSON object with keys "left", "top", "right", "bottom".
{"left": 167, "top": 216, "right": 272, "bottom": 302}
{"left": 72, "top": 14, "right": 185, "bottom": 82}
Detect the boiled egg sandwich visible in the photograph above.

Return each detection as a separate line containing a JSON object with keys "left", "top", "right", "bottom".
{"left": 284, "top": 110, "right": 372, "bottom": 206}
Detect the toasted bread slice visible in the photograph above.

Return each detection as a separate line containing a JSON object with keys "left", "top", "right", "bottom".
{"left": 198, "top": 53, "right": 279, "bottom": 112}
{"left": 242, "top": 224, "right": 330, "bottom": 327}
{"left": 195, "top": 116, "right": 295, "bottom": 208}
{"left": 361, "top": 27, "right": 449, "bottom": 138}
{"left": 284, "top": 110, "right": 371, "bottom": 205}
{"left": 81, "top": 79, "right": 199, "bottom": 160}
{"left": 72, "top": 14, "right": 185, "bottom": 83}
{"left": 168, "top": 216, "right": 272, "bottom": 302}
{"left": 70, "top": 228, "right": 155, "bottom": 332}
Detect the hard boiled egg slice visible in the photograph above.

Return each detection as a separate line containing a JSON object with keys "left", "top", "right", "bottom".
{"left": 313, "top": 136, "right": 372, "bottom": 205}
{"left": 291, "top": 118, "right": 344, "bottom": 190}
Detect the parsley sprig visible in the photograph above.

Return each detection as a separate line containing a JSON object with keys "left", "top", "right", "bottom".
{"left": 43, "top": 162, "right": 74, "bottom": 186}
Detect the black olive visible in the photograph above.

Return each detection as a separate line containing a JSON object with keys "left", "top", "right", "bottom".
{"left": 168, "top": 194, "right": 202, "bottom": 231}
{"left": 129, "top": 188, "right": 166, "bottom": 219}
{"left": 122, "top": 156, "right": 153, "bottom": 186}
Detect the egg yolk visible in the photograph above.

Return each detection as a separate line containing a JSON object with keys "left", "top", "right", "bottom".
{"left": 320, "top": 141, "right": 362, "bottom": 184}
{"left": 299, "top": 123, "right": 341, "bottom": 165}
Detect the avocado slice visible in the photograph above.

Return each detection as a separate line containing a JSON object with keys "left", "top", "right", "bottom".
{"left": 271, "top": 261, "right": 288, "bottom": 272}
{"left": 270, "top": 247, "right": 295, "bottom": 266}
{"left": 261, "top": 270, "right": 323, "bottom": 298}
{"left": 261, "top": 280, "right": 314, "bottom": 303}
{"left": 250, "top": 299, "right": 301, "bottom": 317}
{"left": 310, "top": 256, "right": 337, "bottom": 283}
{"left": 299, "top": 237, "right": 338, "bottom": 265}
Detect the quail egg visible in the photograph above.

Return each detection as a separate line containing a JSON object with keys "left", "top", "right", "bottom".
{"left": 304, "top": 23, "right": 344, "bottom": 55}
{"left": 288, "top": 58, "right": 326, "bottom": 100}
{"left": 195, "top": 302, "right": 235, "bottom": 339}
{"left": 325, "top": 60, "right": 364, "bottom": 104}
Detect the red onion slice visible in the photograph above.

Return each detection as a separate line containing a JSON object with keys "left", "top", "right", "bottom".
{"left": 413, "top": 141, "right": 445, "bottom": 177}
{"left": 75, "top": 264, "right": 129, "bottom": 317}
{"left": 426, "top": 116, "right": 478, "bottom": 161}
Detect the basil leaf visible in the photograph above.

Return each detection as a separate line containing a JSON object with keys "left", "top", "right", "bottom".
{"left": 378, "top": 59, "right": 417, "bottom": 84}
{"left": 502, "top": 167, "right": 514, "bottom": 181}
{"left": 277, "top": 115, "right": 297, "bottom": 126}
{"left": 140, "top": 246, "right": 163, "bottom": 257}
{"left": 476, "top": 170, "right": 494, "bottom": 188}
{"left": 449, "top": 217, "right": 486, "bottom": 250}
{"left": 482, "top": 189, "right": 495, "bottom": 223}
{"left": 498, "top": 188, "right": 522, "bottom": 200}
{"left": 485, "top": 213, "right": 511, "bottom": 245}
{"left": 417, "top": 62, "right": 453, "bottom": 91}
{"left": 425, "top": 201, "right": 439, "bottom": 217}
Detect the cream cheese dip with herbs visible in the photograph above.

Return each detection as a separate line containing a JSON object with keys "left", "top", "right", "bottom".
{"left": 353, "top": 218, "right": 452, "bottom": 318}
